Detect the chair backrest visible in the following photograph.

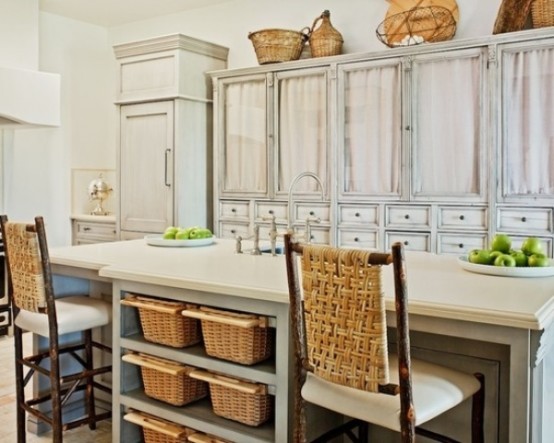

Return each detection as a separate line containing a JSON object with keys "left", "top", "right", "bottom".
{"left": 0, "top": 215, "right": 55, "bottom": 315}
{"left": 284, "top": 234, "right": 414, "bottom": 430}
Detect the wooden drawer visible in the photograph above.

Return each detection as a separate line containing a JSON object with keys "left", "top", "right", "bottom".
{"left": 438, "top": 206, "right": 488, "bottom": 230}
{"left": 338, "top": 229, "right": 379, "bottom": 250}
{"left": 497, "top": 207, "right": 553, "bottom": 234}
{"left": 218, "top": 222, "right": 250, "bottom": 239}
{"left": 338, "top": 205, "right": 379, "bottom": 226}
{"left": 386, "top": 231, "right": 431, "bottom": 252}
{"left": 385, "top": 205, "right": 431, "bottom": 229}
{"left": 437, "top": 233, "right": 487, "bottom": 255}
{"left": 73, "top": 219, "right": 117, "bottom": 245}
{"left": 220, "top": 200, "right": 250, "bottom": 220}
{"left": 304, "top": 227, "right": 332, "bottom": 245}
{"left": 294, "top": 203, "right": 331, "bottom": 224}
{"left": 254, "top": 201, "right": 288, "bottom": 224}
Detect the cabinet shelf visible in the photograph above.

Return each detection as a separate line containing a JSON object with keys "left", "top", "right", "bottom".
{"left": 121, "top": 390, "right": 275, "bottom": 443}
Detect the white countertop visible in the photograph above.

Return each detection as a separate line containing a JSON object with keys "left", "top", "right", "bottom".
{"left": 49, "top": 238, "right": 554, "bottom": 331}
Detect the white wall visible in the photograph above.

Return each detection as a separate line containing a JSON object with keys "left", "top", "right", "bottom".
{"left": 2, "top": 0, "right": 506, "bottom": 246}
{"left": 108, "top": 0, "right": 504, "bottom": 68}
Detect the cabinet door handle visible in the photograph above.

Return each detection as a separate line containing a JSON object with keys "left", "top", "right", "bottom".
{"left": 165, "top": 149, "right": 171, "bottom": 187}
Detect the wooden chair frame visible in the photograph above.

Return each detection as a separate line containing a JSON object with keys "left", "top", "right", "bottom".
{"left": 284, "top": 234, "right": 485, "bottom": 443}
{"left": 0, "top": 215, "right": 112, "bottom": 443}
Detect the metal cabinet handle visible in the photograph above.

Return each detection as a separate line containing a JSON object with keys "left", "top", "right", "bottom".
{"left": 355, "top": 212, "right": 360, "bottom": 217}
{"left": 231, "top": 208, "right": 236, "bottom": 213}
{"left": 458, "top": 243, "right": 464, "bottom": 248}
{"left": 404, "top": 214, "right": 410, "bottom": 219}
{"left": 164, "top": 149, "right": 171, "bottom": 187}
{"left": 354, "top": 237, "right": 359, "bottom": 242}
{"left": 404, "top": 240, "right": 409, "bottom": 246}
{"left": 521, "top": 217, "right": 527, "bottom": 222}
{"left": 83, "top": 227, "right": 91, "bottom": 231}
{"left": 459, "top": 215, "right": 465, "bottom": 221}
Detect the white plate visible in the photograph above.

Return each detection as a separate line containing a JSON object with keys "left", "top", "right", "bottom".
{"left": 145, "top": 234, "right": 215, "bottom": 248}
{"left": 457, "top": 256, "right": 554, "bottom": 278}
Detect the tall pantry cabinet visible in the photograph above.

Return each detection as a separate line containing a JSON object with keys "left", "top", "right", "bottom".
{"left": 114, "top": 34, "right": 228, "bottom": 239}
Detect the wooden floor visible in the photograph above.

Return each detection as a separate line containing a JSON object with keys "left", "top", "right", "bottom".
{"left": 0, "top": 333, "right": 112, "bottom": 442}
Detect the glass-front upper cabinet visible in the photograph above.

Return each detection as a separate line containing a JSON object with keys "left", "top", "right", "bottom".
{"left": 499, "top": 39, "right": 554, "bottom": 202}
{"left": 337, "top": 58, "right": 403, "bottom": 200}
{"left": 216, "top": 74, "right": 269, "bottom": 197}
{"left": 410, "top": 48, "right": 488, "bottom": 202}
{"left": 273, "top": 67, "right": 329, "bottom": 198}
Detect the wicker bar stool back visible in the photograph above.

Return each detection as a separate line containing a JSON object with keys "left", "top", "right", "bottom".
{"left": 0, "top": 215, "right": 112, "bottom": 443}
{"left": 284, "top": 234, "right": 485, "bottom": 443}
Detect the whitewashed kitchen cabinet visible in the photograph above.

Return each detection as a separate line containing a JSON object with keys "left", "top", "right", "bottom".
{"left": 114, "top": 34, "right": 228, "bottom": 239}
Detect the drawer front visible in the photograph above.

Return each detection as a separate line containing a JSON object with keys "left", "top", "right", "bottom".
{"left": 218, "top": 222, "right": 250, "bottom": 239}
{"left": 76, "top": 221, "right": 117, "bottom": 240}
{"left": 497, "top": 208, "right": 553, "bottom": 234}
{"left": 437, "top": 233, "right": 487, "bottom": 255}
{"left": 295, "top": 203, "right": 331, "bottom": 224}
{"left": 255, "top": 201, "right": 288, "bottom": 224}
{"left": 304, "top": 227, "right": 332, "bottom": 245}
{"left": 338, "top": 229, "right": 379, "bottom": 250}
{"left": 438, "top": 206, "right": 488, "bottom": 230}
{"left": 511, "top": 235, "right": 553, "bottom": 257}
{"left": 338, "top": 205, "right": 379, "bottom": 226}
{"left": 220, "top": 200, "right": 250, "bottom": 220}
{"left": 386, "top": 231, "right": 431, "bottom": 252}
{"left": 385, "top": 206, "right": 431, "bottom": 229}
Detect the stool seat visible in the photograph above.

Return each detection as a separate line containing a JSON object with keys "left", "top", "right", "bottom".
{"left": 15, "top": 295, "right": 112, "bottom": 337}
{"left": 302, "top": 355, "right": 482, "bottom": 432}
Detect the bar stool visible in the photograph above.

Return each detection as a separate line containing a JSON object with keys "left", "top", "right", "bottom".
{"left": 0, "top": 215, "right": 112, "bottom": 442}
{"left": 284, "top": 234, "right": 485, "bottom": 443}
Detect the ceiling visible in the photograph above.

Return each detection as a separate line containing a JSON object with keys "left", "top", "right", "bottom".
{"left": 39, "top": 0, "right": 232, "bottom": 27}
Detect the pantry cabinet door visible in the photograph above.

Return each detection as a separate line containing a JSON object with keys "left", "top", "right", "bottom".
{"left": 338, "top": 58, "right": 403, "bottom": 200}
{"left": 499, "top": 39, "right": 554, "bottom": 202}
{"left": 119, "top": 101, "right": 174, "bottom": 234}
{"left": 410, "top": 48, "right": 488, "bottom": 202}
{"left": 274, "top": 68, "right": 329, "bottom": 198}
{"left": 217, "top": 74, "right": 269, "bottom": 197}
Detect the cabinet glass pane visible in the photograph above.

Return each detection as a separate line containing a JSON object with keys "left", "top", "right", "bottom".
{"left": 223, "top": 80, "right": 267, "bottom": 193}
{"left": 342, "top": 63, "right": 402, "bottom": 196}
{"left": 502, "top": 45, "right": 554, "bottom": 197}
{"left": 412, "top": 54, "right": 483, "bottom": 197}
{"left": 277, "top": 72, "right": 327, "bottom": 193}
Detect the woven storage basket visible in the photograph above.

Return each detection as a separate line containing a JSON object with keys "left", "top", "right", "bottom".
{"left": 122, "top": 353, "right": 208, "bottom": 406}
{"left": 121, "top": 295, "right": 202, "bottom": 348}
{"left": 532, "top": 0, "right": 554, "bottom": 28}
{"left": 124, "top": 410, "right": 195, "bottom": 443}
{"left": 190, "top": 370, "right": 273, "bottom": 427}
{"left": 309, "top": 10, "right": 343, "bottom": 58}
{"left": 376, "top": 6, "right": 456, "bottom": 47}
{"left": 182, "top": 306, "right": 274, "bottom": 365}
{"left": 248, "top": 28, "right": 310, "bottom": 64}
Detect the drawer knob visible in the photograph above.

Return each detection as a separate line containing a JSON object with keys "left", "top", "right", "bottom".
{"left": 231, "top": 208, "right": 236, "bottom": 213}
{"left": 355, "top": 212, "right": 360, "bottom": 217}
{"left": 354, "top": 237, "right": 359, "bottom": 242}
{"left": 459, "top": 215, "right": 465, "bottom": 220}
{"left": 83, "top": 227, "right": 91, "bottom": 231}
{"left": 309, "top": 211, "right": 315, "bottom": 216}
{"left": 230, "top": 229, "right": 236, "bottom": 234}
{"left": 521, "top": 217, "right": 527, "bottom": 222}
{"left": 0, "top": 315, "right": 5, "bottom": 322}
{"left": 269, "top": 210, "right": 274, "bottom": 215}
{"left": 404, "top": 240, "right": 409, "bottom": 246}
{"left": 404, "top": 214, "right": 410, "bottom": 220}
{"left": 459, "top": 243, "right": 464, "bottom": 248}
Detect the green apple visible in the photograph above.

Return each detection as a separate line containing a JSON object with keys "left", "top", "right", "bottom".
{"left": 510, "top": 250, "right": 528, "bottom": 267}
{"left": 468, "top": 249, "right": 492, "bottom": 265}
{"left": 490, "top": 234, "right": 512, "bottom": 253}
{"left": 521, "top": 237, "right": 544, "bottom": 257}
{"left": 489, "top": 250, "right": 504, "bottom": 262}
{"left": 175, "top": 228, "right": 192, "bottom": 240}
{"left": 162, "top": 226, "right": 179, "bottom": 239}
{"left": 494, "top": 254, "right": 516, "bottom": 267}
{"left": 528, "top": 254, "right": 550, "bottom": 267}
{"left": 188, "top": 227, "right": 213, "bottom": 239}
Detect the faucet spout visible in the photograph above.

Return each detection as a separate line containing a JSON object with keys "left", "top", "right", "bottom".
{"left": 287, "top": 171, "right": 325, "bottom": 231}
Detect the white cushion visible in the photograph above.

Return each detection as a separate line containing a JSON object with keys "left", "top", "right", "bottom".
{"left": 301, "top": 355, "right": 481, "bottom": 431}
{"left": 15, "top": 295, "right": 112, "bottom": 337}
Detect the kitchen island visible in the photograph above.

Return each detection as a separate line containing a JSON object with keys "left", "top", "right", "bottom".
{"left": 49, "top": 238, "right": 554, "bottom": 443}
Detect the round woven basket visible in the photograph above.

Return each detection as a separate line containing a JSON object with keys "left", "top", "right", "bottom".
{"left": 531, "top": 0, "right": 554, "bottom": 28}
{"left": 376, "top": 5, "right": 457, "bottom": 48}
{"left": 309, "top": 10, "right": 343, "bottom": 58}
{"left": 248, "top": 28, "right": 310, "bottom": 64}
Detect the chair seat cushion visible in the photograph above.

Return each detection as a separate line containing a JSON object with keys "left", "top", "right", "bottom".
{"left": 301, "top": 354, "right": 481, "bottom": 431}
{"left": 15, "top": 295, "right": 112, "bottom": 337}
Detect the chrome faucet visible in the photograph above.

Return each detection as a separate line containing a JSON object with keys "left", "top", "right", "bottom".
{"left": 287, "top": 171, "right": 325, "bottom": 232}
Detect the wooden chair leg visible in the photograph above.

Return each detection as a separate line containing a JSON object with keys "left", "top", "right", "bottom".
{"left": 14, "top": 327, "right": 26, "bottom": 443}
{"left": 49, "top": 339, "right": 63, "bottom": 443}
{"left": 84, "top": 330, "right": 97, "bottom": 430}
{"left": 471, "top": 373, "right": 485, "bottom": 443}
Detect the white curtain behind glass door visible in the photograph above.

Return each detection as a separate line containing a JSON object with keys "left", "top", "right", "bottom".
{"left": 504, "top": 47, "right": 554, "bottom": 196}
{"left": 224, "top": 80, "right": 267, "bottom": 193}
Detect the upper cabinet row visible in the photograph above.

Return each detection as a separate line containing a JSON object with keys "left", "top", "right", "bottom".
{"left": 211, "top": 30, "right": 554, "bottom": 253}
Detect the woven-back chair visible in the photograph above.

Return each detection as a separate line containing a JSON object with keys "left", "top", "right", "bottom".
{"left": 0, "top": 215, "right": 112, "bottom": 442}
{"left": 284, "top": 234, "right": 485, "bottom": 443}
